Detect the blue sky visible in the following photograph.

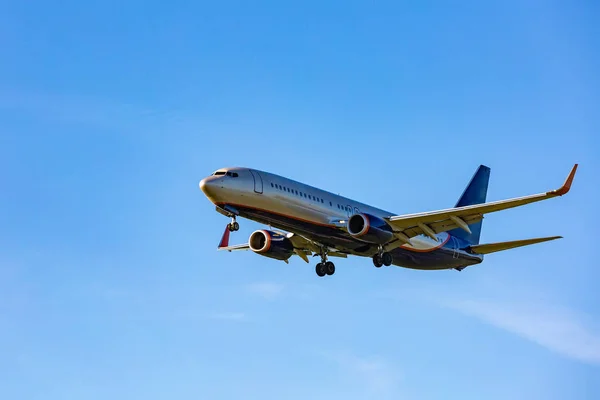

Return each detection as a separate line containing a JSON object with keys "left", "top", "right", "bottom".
{"left": 1, "top": 0, "right": 599, "bottom": 399}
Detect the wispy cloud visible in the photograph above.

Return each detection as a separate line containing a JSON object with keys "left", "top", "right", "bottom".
{"left": 444, "top": 299, "right": 600, "bottom": 365}
{"left": 0, "top": 89, "right": 179, "bottom": 129}
{"left": 379, "top": 279, "right": 600, "bottom": 367}
{"left": 207, "top": 312, "right": 248, "bottom": 322}
{"left": 246, "top": 282, "right": 285, "bottom": 300}
{"left": 323, "top": 351, "right": 402, "bottom": 398}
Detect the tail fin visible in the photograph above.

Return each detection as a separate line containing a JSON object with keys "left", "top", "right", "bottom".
{"left": 448, "top": 165, "right": 491, "bottom": 245}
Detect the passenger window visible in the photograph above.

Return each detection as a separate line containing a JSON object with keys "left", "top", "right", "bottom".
{"left": 271, "top": 183, "right": 274, "bottom": 187}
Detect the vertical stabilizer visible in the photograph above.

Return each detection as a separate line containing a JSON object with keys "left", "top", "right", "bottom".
{"left": 448, "top": 165, "right": 491, "bottom": 245}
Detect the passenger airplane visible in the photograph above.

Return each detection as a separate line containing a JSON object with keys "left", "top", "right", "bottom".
{"left": 199, "top": 164, "right": 577, "bottom": 277}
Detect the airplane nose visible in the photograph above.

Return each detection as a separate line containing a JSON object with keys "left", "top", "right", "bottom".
{"left": 199, "top": 177, "right": 217, "bottom": 196}
{"left": 199, "top": 178, "right": 209, "bottom": 192}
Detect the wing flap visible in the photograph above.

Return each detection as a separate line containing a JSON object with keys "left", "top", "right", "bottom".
{"left": 400, "top": 214, "right": 483, "bottom": 238}
{"left": 468, "top": 236, "right": 562, "bottom": 254}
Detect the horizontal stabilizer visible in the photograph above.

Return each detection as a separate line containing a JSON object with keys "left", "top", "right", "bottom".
{"left": 467, "top": 236, "right": 562, "bottom": 255}
{"left": 218, "top": 243, "right": 250, "bottom": 252}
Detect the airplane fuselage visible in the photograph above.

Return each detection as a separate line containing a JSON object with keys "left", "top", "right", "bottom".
{"left": 200, "top": 167, "right": 484, "bottom": 271}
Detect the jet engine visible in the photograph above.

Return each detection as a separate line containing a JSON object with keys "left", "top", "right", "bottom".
{"left": 347, "top": 213, "right": 395, "bottom": 245}
{"left": 249, "top": 230, "right": 295, "bottom": 261}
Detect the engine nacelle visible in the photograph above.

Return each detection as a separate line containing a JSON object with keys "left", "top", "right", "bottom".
{"left": 347, "top": 213, "right": 394, "bottom": 245}
{"left": 249, "top": 230, "right": 294, "bottom": 261}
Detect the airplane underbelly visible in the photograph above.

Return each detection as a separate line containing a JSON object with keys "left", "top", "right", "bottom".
{"left": 390, "top": 247, "right": 482, "bottom": 270}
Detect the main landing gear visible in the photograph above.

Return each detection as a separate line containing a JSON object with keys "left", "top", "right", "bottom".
{"left": 373, "top": 248, "right": 393, "bottom": 268}
{"left": 315, "top": 248, "right": 335, "bottom": 277}
{"left": 228, "top": 217, "right": 239, "bottom": 232}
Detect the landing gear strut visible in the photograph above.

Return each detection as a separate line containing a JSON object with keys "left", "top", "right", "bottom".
{"left": 228, "top": 217, "right": 239, "bottom": 232}
{"left": 315, "top": 248, "right": 335, "bottom": 277}
{"left": 373, "top": 248, "right": 393, "bottom": 268}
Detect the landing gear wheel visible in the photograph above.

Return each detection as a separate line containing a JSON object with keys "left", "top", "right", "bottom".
{"left": 316, "top": 263, "right": 327, "bottom": 277}
{"left": 373, "top": 254, "right": 383, "bottom": 268}
{"left": 325, "top": 261, "right": 335, "bottom": 275}
{"left": 382, "top": 252, "right": 393, "bottom": 266}
{"left": 228, "top": 221, "right": 239, "bottom": 232}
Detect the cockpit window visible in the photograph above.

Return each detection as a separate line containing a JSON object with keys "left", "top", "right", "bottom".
{"left": 213, "top": 170, "right": 238, "bottom": 177}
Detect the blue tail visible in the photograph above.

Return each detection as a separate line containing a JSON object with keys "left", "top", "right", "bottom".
{"left": 448, "top": 165, "right": 491, "bottom": 245}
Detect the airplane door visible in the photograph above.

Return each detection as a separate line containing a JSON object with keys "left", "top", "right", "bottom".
{"left": 249, "top": 170, "right": 263, "bottom": 194}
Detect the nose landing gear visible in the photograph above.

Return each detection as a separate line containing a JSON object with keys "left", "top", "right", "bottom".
{"left": 228, "top": 217, "right": 239, "bottom": 232}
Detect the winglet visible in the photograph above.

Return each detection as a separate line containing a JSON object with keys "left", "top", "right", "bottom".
{"left": 218, "top": 225, "right": 231, "bottom": 248}
{"left": 549, "top": 164, "right": 578, "bottom": 196}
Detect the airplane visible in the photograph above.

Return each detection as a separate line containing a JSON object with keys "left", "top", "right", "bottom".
{"left": 198, "top": 163, "right": 578, "bottom": 277}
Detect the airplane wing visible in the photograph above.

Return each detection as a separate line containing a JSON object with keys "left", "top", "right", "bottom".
{"left": 216, "top": 225, "right": 346, "bottom": 263}
{"left": 385, "top": 164, "right": 578, "bottom": 241}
